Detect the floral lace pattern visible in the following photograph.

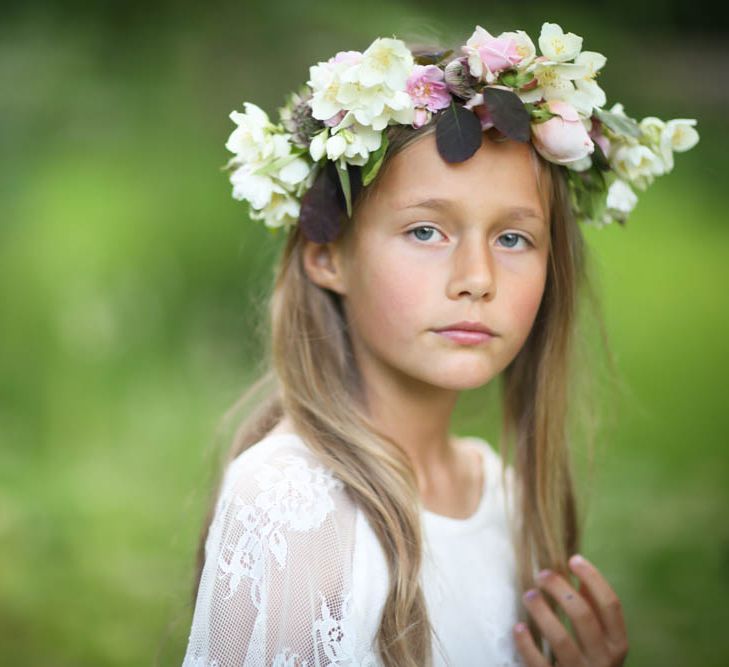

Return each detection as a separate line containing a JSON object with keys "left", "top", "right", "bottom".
{"left": 183, "top": 444, "right": 376, "bottom": 666}
{"left": 217, "top": 454, "right": 344, "bottom": 603}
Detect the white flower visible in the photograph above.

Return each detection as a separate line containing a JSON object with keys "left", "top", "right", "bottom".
{"left": 309, "top": 128, "right": 329, "bottom": 161}
{"left": 278, "top": 157, "right": 311, "bottom": 186}
{"left": 538, "top": 23, "right": 583, "bottom": 62}
{"left": 611, "top": 142, "right": 665, "bottom": 190}
{"left": 225, "top": 100, "right": 315, "bottom": 229}
{"left": 346, "top": 37, "right": 414, "bottom": 90}
{"left": 308, "top": 57, "right": 355, "bottom": 122}
{"left": 249, "top": 192, "right": 301, "bottom": 229}
{"left": 226, "top": 103, "right": 290, "bottom": 164}
{"left": 307, "top": 37, "right": 415, "bottom": 133}
{"left": 639, "top": 116, "right": 666, "bottom": 145}
{"left": 658, "top": 118, "right": 699, "bottom": 172}
{"left": 519, "top": 59, "right": 589, "bottom": 108}
{"left": 309, "top": 124, "right": 383, "bottom": 165}
{"left": 230, "top": 165, "right": 282, "bottom": 210}
{"left": 606, "top": 178, "right": 638, "bottom": 216}
{"left": 571, "top": 51, "right": 607, "bottom": 116}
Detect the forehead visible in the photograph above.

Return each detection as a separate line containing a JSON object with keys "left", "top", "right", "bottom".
{"left": 375, "top": 131, "right": 547, "bottom": 219}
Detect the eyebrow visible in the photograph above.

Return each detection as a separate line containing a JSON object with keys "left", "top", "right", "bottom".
{"left": 400, "top": 198, "right": 544, "bottom": 223}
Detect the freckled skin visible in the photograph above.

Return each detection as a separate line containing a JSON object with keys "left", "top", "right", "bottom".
{"left": 334, "top": 131, "right": 550, "bottom": 394}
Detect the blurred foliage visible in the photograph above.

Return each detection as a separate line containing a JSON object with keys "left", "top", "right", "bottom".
{"left": 1, "top": 1, "right": 727, "bottom": 665}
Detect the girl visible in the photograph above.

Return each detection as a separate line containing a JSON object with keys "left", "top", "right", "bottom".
{"left": 182, "top": 23, "right": 697, "bottom": 667}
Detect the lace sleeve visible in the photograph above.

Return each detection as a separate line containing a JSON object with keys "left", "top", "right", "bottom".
{"left": 182, "top": 443, "right": 371, "bottom": 667}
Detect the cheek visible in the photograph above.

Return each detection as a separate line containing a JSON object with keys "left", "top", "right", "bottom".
{"left": 500, "top": 264, "right": 547, "bottom": 333}
{"left": 350, "top": 246, "right": 431, "bottom": 337}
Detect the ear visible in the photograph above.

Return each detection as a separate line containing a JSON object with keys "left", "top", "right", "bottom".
{"left": 302, "top": 238, "right": 348, "bottom": 296}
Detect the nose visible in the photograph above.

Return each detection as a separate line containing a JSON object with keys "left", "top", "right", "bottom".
{"left": 446, "top": 233, "right": 495, "bottom": 300}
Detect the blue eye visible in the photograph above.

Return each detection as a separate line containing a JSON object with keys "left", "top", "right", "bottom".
{"left": 407, "top": 225, "right": 445, "bottom": 243}
{"left": 497, "top": 232, "right": 531, "bottom": 249}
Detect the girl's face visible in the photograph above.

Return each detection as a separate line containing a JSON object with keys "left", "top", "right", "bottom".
{"left": 311, "top": 130, "right": 551, "bottom": 393}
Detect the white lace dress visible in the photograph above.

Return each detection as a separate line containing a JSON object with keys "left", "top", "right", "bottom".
{"left": 182, "top": 432, "right": 527, "bottom": 667}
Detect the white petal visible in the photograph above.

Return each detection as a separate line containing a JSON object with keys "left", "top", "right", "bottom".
{"left": 278, "top": 158, "right": 311, "bottom": 185}
{"left": 309, "top": 129, "right": 328, "bottom": 162}
{"left": 539, "top": 22, "right": 583, "bottom": 62}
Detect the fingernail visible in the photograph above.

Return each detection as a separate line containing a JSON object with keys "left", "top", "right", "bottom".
{"left": 515, "top": 622, "right": 527, "bottom": 633}
{"left": 570, "top": 554, "right": 586, "bottom": 568}
{"left": 536, "top": 568, "right": 552, "bottom": 580}
{"left": 523, "top": 588, "right": 539, "bottom": 601}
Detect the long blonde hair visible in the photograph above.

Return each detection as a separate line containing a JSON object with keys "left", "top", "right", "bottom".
{"left": 192, "top": 43, "right": 616, "bottom": 667}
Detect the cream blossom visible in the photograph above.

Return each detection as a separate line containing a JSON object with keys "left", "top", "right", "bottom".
{"left": 308, "top": 55, "right": 361, "bottom": 122}
{"left": 309, "top": 124, "right": 383, "bottom": 166}
{"left": 571, "top": 50, "right": 607, "bottom": 115}
{"left": 248, "top": 192, "right": 301, "bottom": 229}
{"left": 308, "top": 37, "right": 416, "bottom": 132}
{"left": 226, "top": 103, "right": 291, "bottom": 164}
{"left": 659, "top": 119, "right": 700, "bottom": 172}
{"left": 518, "top": 56, "right": 589, "bottom": 108}
{"left": 343, "top": 37, "right": 414, "bottom": 90}
{"left": 606, "top": 178, "right": 638, "bottom": 219}
{"left": 610, "top": 142, "right": 665, "bottom": 190}
{"left": 538, "top": 22, "right": 583, "bottom": 62}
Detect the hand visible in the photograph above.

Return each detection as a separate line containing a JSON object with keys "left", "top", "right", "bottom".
{"left": 513, "top": 554, "right": 629, "bottom": 667}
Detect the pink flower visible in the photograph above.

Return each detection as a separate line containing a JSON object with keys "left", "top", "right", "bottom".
{"left": 324, "top": 109, "right": 347, "bottom": 127}
{"left": 463, "top": 27, "right": 524, "bottom": 82}
{"left": 477, "top": 36, "right": 522, "bottom": 75}
{"left": 464, "top": 92, "right": 495, "bottom": 131}
{"left": 413, "top": 108, "right": 430, "bottom": 128}
{"left": 589, "top": 117, "right": 611, "bottom": 157}
{"left": 531, "top": 100, "right": 595, "bottom": 164}
{"left": 406, "top": 65, "right": 451, "bottom": 113}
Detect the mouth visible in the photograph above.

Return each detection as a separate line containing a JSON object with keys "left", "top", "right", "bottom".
{"left": 431, "top": 320, "right": 497, "bottom": 346}
{"left": 432, "top": 329, "right": 495, "bottom": 346}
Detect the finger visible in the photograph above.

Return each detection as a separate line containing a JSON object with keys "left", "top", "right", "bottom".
{"left": 568, "top": 554, "right": 629, "bottom": 648}
{"left": 522, "top": 587, "right": 583, "bottom": 666}
{"left": 513, "top": 622, "right": 551, "bottom": 667}
{"left": 535, "top": 568, "right": 608, "bottom": 663}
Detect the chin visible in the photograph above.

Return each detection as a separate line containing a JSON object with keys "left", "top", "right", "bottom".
{"left": 421, "top": 362, "right": 499, "bottom": 391}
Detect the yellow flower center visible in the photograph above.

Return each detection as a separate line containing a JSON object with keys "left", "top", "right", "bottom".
{"left": 550, "top": 38, "right": 565, "bottom": 56}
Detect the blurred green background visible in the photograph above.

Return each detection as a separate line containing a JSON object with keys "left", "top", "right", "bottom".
{"left": 1, "top": 1, "right": 727, "bottom": 665}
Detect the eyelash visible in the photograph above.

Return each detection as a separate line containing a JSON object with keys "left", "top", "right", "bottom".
{"left": 406, "top": 225, "right": 533, "bottom": 249}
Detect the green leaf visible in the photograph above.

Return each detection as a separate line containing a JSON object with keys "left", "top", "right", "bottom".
{"left": 594, "top": 108, "right": 641, "bottom": 139}
{"left": 334, "top": 158, "right": 352, "bottom": 218}
{"left": 498, "top": 69, "right": 535, "bottom": 89}
{"left": 252, "top": 147, "right": 307, "bottom": 177}
{"left": 528, "top": 106, "right": 558, "bottom": 124}
{"left": 362, "top": 133, "right": 389, "bottom": 186}
{"left": 414, "top": 49, "right": 453, "bottom": 66}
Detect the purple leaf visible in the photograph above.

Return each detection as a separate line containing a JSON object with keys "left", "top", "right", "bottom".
{"left": 298, "top": 161, "right": 344, "bottom": 243}
{"left": 435, "top": 102, "right": 483, "bottom": 163}
{"left": 482, "top": 87, "right": 531, "bottom": 142}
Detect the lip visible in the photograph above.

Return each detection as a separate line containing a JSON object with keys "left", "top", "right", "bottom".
{"left": 432, "top": 321, "right": 496, "bottom": 346}
{"left": 434, "top": 321, "right": 496, "bottom": 335}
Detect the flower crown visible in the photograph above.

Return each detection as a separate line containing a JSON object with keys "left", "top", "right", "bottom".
{"left": 224, "top": 22, "right": 699, "bottom": 243}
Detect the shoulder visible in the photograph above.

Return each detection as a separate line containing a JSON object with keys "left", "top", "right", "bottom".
{"left": 213, "top": 432, "right": 353, "bottom": 539}
{"left": 186, "top": 432, "right": 371, "bottom": 666}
